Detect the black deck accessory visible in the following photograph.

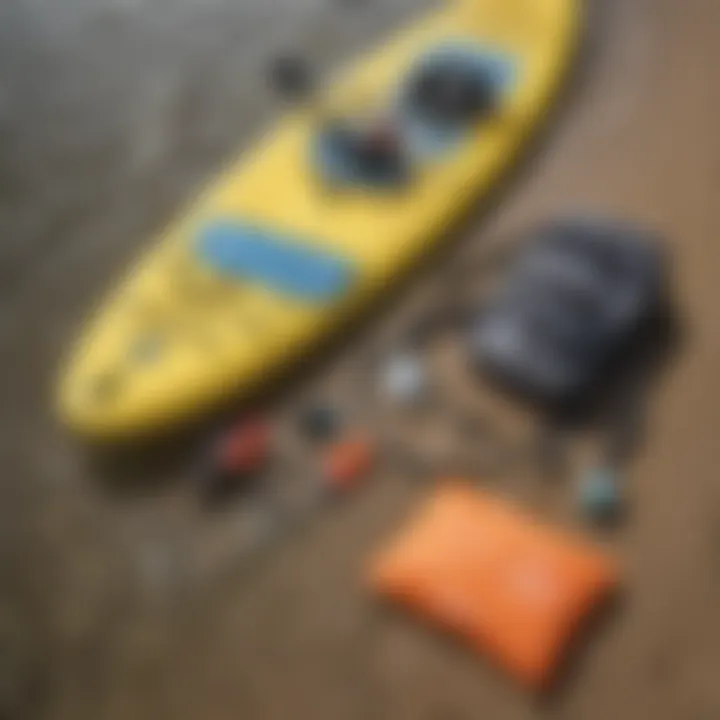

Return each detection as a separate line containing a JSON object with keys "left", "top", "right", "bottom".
{"left": 469, "top": 217, "right": 667, "bottom": 407}
{"left": 407, "top": 55, "right": 497, "bottom": 127}
{"left": 315, "top": 115, "right": 412, "bottom": 189}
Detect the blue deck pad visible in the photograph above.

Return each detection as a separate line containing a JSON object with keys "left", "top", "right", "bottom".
{"left": 196, "top": 222, "right": 356, "bottom": 304}
{"left": 397, "top": 40, "right": 520, "bottom": 158}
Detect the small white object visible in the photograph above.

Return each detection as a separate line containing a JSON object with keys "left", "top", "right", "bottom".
{"left": 381, "top": 352, "right": 428, "bottom": 405}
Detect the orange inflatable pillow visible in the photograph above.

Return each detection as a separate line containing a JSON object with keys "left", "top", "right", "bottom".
{"left": 370, "top": 481, "right": 619, "bottom": 688}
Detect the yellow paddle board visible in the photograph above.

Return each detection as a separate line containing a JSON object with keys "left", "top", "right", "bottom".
{"left": 59, "top": 0, "right": 580, "bottom": 439}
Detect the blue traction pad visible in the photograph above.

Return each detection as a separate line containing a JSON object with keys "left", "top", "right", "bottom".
{"left": 196, "top": 222, "right": 356, "bottom": 304}
{"left": 397, "top": 40, "right": 518, "bottom": 155}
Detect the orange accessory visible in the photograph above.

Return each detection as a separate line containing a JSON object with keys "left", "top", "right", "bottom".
{"left": 369, "top": 481, "right": 619, "bottom": 689}
{"left": 323, "top": 438, "right": 374, "bottom": 492}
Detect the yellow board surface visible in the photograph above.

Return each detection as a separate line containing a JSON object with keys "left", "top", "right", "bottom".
{"left": 59, "top": 0, "right": 580, "bottom": 438}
